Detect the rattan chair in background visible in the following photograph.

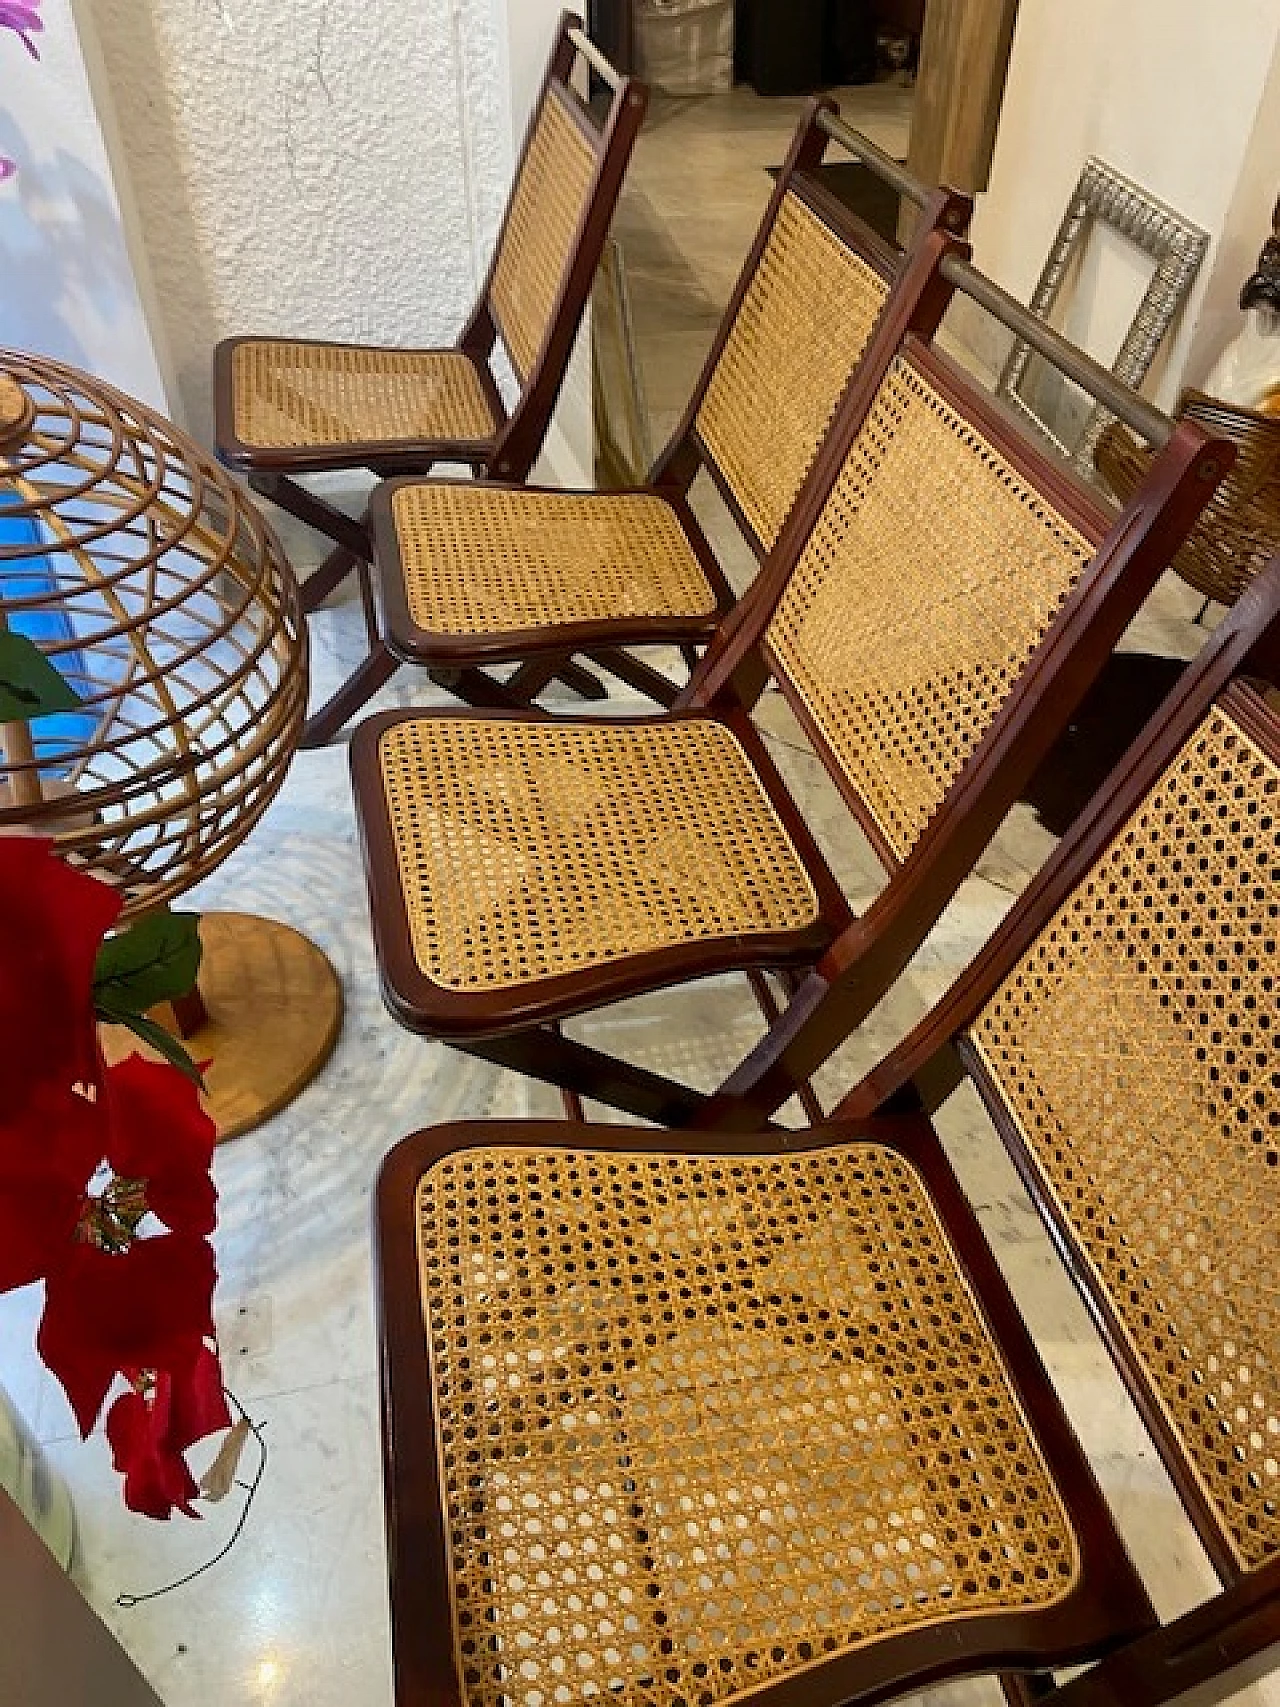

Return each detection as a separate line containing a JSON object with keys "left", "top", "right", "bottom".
{"left": 1096, "top": 387, "right": 1280, "bottom": 607}
{"left": 349, "top": 233, "right": 1232, "bottom": 1131}
{"left": 373, "top": 555, "right": 1280, "bottom": 1707}
{"left": 360, "top": 107, "right": 971, "bottom": 725}
{"left": 213, "top": 14, "right": 646, "bottom": 744}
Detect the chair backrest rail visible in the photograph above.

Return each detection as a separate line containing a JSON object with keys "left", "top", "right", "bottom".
{"left": 816, "top": 109, "right": 931, "bottom": 209}
{"left": 941, "top": 252, "right": 1175, "bottom": 448}
{"left": 567, "top": 24, "right": 624, "bottom": 91}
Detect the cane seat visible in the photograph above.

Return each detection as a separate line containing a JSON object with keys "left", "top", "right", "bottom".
{"left": 379, "top": 484, "right": 720, "bottom": 658}
{"left": 227, "top": 341, "right": 499, "bottom": 463}
{"left": 410, "top": 1137, "right": 1089, "bottom": 1707}
{"left": 223, "top": 339, "right": 498, "bottom": 464}
{"left": 364, "top": 713, "right": 838, "bottom": 1024}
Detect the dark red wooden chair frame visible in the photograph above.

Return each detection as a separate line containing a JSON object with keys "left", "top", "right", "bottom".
{"left": 350, "top": 230, "right": 1234, "bottom": 1133}
{"left": 373, "top": 558, "right": 1280, "bottom": 1707}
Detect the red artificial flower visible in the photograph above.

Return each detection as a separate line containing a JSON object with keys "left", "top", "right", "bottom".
{"left": 162, "top": 1341, "right": 232, "bottom": 1454}
{"left": 104, "top": 1055, "right": 217, "bottom": 1235}
{"left": 18, "top": 1078, "right": 107, "bottom": 1187}
{"left": 38, "top": 1232, "right": 217, "bottom": 1436}
{"left": 0, "top": 844, "right": 230, "bottom": 1517}
{"left": 105, "top": 1348, "right": 230, "bottom": 1520}
{"left": 0, "top": 1081, "right": 105, "bottom": 1287}
{"left": 0, "top": 1155, "right": 82, "bottom": 1293}
{"left": 106, "top": 1385, "right": 201, "bottom": 1520}
{"left": 0, "top": 838, "right": 120, "bottom": 1123}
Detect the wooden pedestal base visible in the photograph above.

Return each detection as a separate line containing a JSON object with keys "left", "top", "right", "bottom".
{"left": 100, "top": 912, "right": 343, "bottom": 1142}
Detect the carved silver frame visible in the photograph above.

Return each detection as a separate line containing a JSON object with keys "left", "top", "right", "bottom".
{"left": 995, "top": 157, "right": 1208, "bottom": 473}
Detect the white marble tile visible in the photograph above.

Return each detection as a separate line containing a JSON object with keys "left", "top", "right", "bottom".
{"left": 48, "top": 1374, "right": 391, "bottom": 1707}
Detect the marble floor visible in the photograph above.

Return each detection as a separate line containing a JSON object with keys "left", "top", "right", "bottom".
{"left": 1, "top": 80, "right": 1275, "bottom": 1707}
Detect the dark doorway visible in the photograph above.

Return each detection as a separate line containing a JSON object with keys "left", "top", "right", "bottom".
{"left": 587, "top": 0, "right": 636, "bottom": 74}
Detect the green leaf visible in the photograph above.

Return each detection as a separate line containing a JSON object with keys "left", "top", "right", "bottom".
{"left": 0, "top": 630, "right": 82, "bottom": 724}
{"left": 103, "top": 1010, "right": 205, "bottom": 1088}
{"left": 93, "top": 912, "right": 203, "bottom": 1018}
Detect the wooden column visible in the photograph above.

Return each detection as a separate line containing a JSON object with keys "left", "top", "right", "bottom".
{"left": 908, "top": 0, "right": 1022, "bottom": 195}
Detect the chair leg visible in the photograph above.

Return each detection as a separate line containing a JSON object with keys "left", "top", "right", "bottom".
{"left": 744, "top": 970, "right": 824, "bottom": 1124}
{"left": 248, "top": 472, "right": 372, "bottom": 560}
{"left": 427, "top": 657, "right": 609, "bottom": 709}
{"left": 586, "top": 646, "right": 682, "bottom": 707}
{"left": 452, "top": 1027, "right": 717, "bottom": 1128}
{"left": 544, "top": 658, "right": 610, "bottom": 700}
{"left": 508, "top": 654, "right": 610, "bottom": 703}
{"left": 300, "top": 641, "right": 402, "bottom": 748}
{"left": 300, "top": 556, "right": 401, "bottom": 746}
{"left": 297, "top": 544, "right": 360, "bottom": 613}
{"left": 425, "top": 666, "right": 529, "bottom": 710}
{"left": 501, "top": 655, "right": 574, "bottom": 704}
{"left": 1002, "top": 1677, "right": 1056, "bottom": 1705}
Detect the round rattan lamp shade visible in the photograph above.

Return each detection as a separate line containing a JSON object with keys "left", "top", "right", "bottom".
{"left": 1, "top": 349, "right": 340, "bottom": 1140}
{"left": 0, "top": 349, "right": 307, "bottom": 908}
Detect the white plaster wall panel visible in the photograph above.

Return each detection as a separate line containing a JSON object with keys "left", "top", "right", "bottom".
{"left": 0, "top": 0, "right": 167, "bottom": 406}
{"left": 85, "top": 0, "right": 508, "bottom": 435}
{"left": 961, "top": 0, "right": 1280, "bottom": 405}
{"left": 1181, "top": 37, "right": 1280, "bottom": 387}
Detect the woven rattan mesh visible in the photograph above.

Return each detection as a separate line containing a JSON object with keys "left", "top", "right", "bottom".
{"left": 695, "top": 193, "right": 889, "bottom": 550}
{"left": 973, "top": 699, "right": 1280, "bottom": 1572}
{"left": 490, "top": 90, "right": 598, "bottom": 384}
{"left": 418, "top": 1142, "right": 1081, "bottom": 1707}
{"left": 392, "top": 485, "right": 718, "bottom": 635}
{"left": 1095, "top": 393, "right": 1280, "bottom": 607}
{"left": 376, "top": 718, "right": 819, "bottom": 990}
{"left": 768, "top": 359, "right": 1094, "bottom": 862}
{"left": 229, "top": 342, "right": 496, "bottom": 452}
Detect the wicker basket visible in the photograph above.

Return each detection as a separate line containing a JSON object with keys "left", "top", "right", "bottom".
{"left": 1094, "top": 388, "right": 1280, "bottom": 606}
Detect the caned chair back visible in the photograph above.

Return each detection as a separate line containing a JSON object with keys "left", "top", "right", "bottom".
{"left": 473, "top": 14, "right": 648, "bottom": 479}
{"left": 487, "top": 83, "right": 600, "bottom": 386}
{"left": 694, "top": 184, "right": 896, "bottom": 550}
{"left": 655, "top": 106, "right": 972, "bottom": 556}
{"left": 969, "top": 665, "right": 1280, "bottom": 1581}
{"left": 763, "top": 341, "right": 1106, "bottom": 864}
{"left": 824, "top": 565, "right": 1280, "bottom": 1698}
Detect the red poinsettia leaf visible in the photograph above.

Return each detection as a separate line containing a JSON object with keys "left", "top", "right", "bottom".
{"left": 106, "top": 1389, "right": 201, "bottom": 1521}
{"left": 162, "top": 1344, "right": 230, "bottom": 1454}
{"left": 104, "top": 1055, "right": 217, "bottom": 1234}
{"left": 38, "top": 1234, "right": 217, "bottom": 1436}
{"left": 37, "top": 1301, "right": 117, "bottom": 1438}
{"left": 0, "top": 1163, "right": 81, "bottom": 1293}
{"left": 0, "top": 839, "right": 120, "bottom": 1117}
{"left": 0, "top": 1081, "right": 107, "bottom": 1193}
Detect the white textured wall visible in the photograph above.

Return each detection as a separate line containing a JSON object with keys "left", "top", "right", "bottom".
{"left": 962, "top": 0, "right": 1280, "bottom": 406}
{"left": 0, "top": 0, "right": 167, "bottom": 406}
{"left": 84, "top": 0, "right": 511, "bottom": 437}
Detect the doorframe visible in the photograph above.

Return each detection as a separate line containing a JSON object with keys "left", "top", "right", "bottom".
{"left": 908, "top": 0, "right": 1021, "bottom": 194}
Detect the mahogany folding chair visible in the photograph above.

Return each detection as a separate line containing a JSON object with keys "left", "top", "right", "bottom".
{"left": 212, "top": 14, "right": 647, "bottom": 742}
{"left": 373, "top": 557, "right": 1280, "bottom": 1707}
{"left": 349, "top": 233, "right": 1233, "bottom": 1131}
{"left": 361, "top": 108, "right": 971, "bottom": 726}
